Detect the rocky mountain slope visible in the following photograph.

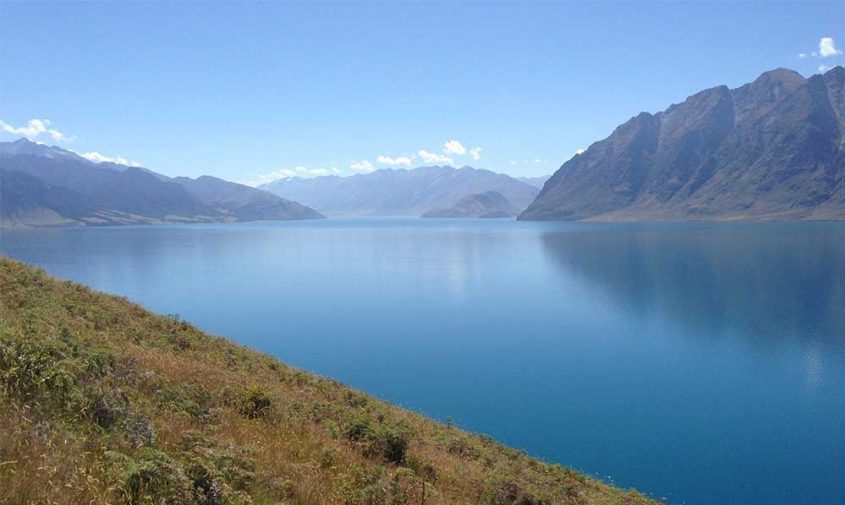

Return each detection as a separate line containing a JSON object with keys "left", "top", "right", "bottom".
{"left": 521, "top": 67, "right": 845, "bottom": 221}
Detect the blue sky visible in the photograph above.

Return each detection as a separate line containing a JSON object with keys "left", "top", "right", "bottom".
{"left": 1, "top": 1, "right": 843, "bottom": 184}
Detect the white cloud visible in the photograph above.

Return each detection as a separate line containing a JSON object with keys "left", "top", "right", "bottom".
{"left": 418, "top": 149, "right": 453, "bottom": 165}
{"left": 0, "top": 118, "right": 66, "bottom": 141}
{"left": 79, "top": 151, "right": 141, "bottom": 167}
{"left": 350, "top": 160, "right": 375, "bottom": 172}
{"left": 819, "top": 37, "right": 842, "bottom": 57}
{"left": 575, "top": 148, "right": 586, "bottom": 156}
{"left": 798, "top": 53, "right": 807, "bottom": 59}
{"left": 376, "top": 155, "right": 412, "bottom": 167}
{"left": 533, "top": 158, "right": 541, "bottom": 163}
{"left": 246, "top": 165, "right": 340, "bottom": 186}
{"left": 470, "top": 147, "right": 482, "bottom": 161}
{"left": 819, "top": 64, "right": 835, "bottom": 73}
{"left": 308, "top": 167, "right": 338, "bottom": 177}
{"left": 443, "top": 139, "right": 466, "bottom": 155}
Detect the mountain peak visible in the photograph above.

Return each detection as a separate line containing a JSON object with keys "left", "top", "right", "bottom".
{"left": 521, "top": 66, "right": 845, "bottom": 221}
{"left": 823, "top": 65, "right": 844, "bottom": 81}
{"left": 748, "top": 67, "right": 806, "bottom": 91}
{"left": 0, "top": 138, "right": 76, "bottom": 160}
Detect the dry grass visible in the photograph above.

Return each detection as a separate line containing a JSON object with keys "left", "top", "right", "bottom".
{"left": 0, "top": 257, "right": 657, "bottom": 505}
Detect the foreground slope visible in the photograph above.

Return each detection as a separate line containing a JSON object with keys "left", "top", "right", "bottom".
{"left": 521, "top": 66, "right": 845, "bottom": 221}
{"left": 0, "top": 257, "right": 653, "bottom": 505}
{"left": 0, "top": 139, "right": 323, "bottom": 226}
{"left": 261, "top": 166, "right": 539, "bottom": 217}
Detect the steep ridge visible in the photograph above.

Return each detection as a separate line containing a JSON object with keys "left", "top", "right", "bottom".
{"left": 520, "top": 67, "right": 845, "bottom": 221}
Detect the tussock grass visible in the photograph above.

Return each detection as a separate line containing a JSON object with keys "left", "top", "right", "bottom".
{"left": 0, "top": 257, "right": 656, "bottom": 505}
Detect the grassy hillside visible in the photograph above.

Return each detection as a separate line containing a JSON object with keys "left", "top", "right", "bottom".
{"left": 0, "top": 257, "right": 655, "bottom": 505}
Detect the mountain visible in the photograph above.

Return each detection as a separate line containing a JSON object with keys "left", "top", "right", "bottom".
{"left": 421, "top": 190, "right": 520, "bottom": 218}
{"left": 521, "top": 67, "right": 845, "bottom": 221}
{"left": 516, "top": 175, "right": 551, "bottom": 188}
{"left": 0, "top": 257, "right": 656, "bottom": 505}
{"left": 172, "top": 175, "right": 323, "bottom": 221}
{"left": 260, "top": 165, "right": 539, "bottom": 217}
{"left": 0, "top": 139, "right": 323, "bottom": 226}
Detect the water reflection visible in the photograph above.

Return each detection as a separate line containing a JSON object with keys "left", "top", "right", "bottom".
{"left": 541, "top": 223, "right": 845, "bottom": 350}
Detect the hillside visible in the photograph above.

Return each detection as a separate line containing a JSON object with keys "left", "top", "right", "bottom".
{"left": 422, "top": 191, "right": 520, "bottom": 218}
{"left": 172, "top": 175, "right": 323, "bottom": 221}
{"left": 0, "top": 257, "right": 654, "bottom": 505}
{"left": 260, "top": 166, "right": 539, "bottom": 217}
{"left": 520, "top": 66, "right": 845, "bottom": 221}
{"left": 0, "top": 139, "right": 323, "bottom": 227}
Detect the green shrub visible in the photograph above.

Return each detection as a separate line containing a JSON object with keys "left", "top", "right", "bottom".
{"left": 155, "top": 383, "right": 212, "bottom": 418}
{"left": 110, "top": 449, "right": 195, "bottom": 505}
{"left": 239, "top": 386, "right": 271, "bottom": 419}
{"left": 0, "top": 337, "right": 76, "bottom": 402}
{"left": 344, "top": 416, "right": 410, "bottom": 465}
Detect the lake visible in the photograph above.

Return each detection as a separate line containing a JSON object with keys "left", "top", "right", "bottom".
{"left": 1, "top": 219, "right": 843, "bottom": 505}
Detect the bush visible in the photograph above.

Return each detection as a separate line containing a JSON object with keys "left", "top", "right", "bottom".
{"left": 345, "top": 416, "right": 410, "bottom": 465}
{"left": 90, "top": 390, "right": 131, "bottom": 429}
{"left": 0, "top": 337, "right": 75, "bottom": 402}
{"left": 382, "top": 428, "right": 409, "bottom": 465}
{"left": 110, "top": 449, "right": 195, "bottom": 505}
{"left": 239, "top": 386, "right": 271, "bottom": 419}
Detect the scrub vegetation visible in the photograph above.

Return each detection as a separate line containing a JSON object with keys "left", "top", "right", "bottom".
{"left": 0, "top": 257, "right": 655, "bottom": 505}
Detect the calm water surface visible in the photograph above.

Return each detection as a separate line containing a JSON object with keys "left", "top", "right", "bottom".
{"left": 2, "top": 219, "right": 844, "bottom": 505}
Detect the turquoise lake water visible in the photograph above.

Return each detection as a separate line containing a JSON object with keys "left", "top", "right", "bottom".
{"left": 1, "top": 219, "right": 843, "bottom": 504}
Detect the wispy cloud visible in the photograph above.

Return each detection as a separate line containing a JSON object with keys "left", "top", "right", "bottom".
{"left": 349, "top": 160, "right": 375, "bottom": 173}
{"left": 819, "top": 37, "right": 842, "bottom": 57}
{"left": 0, "top": 118, "right": 66, "bottom": 141}
{"left": 376, "top": 155, "right": 412, "bottom": 167}
{"left": 78, "top": 151, "right": 141, "bottom": 167}
{"left": 470, "top": 147, "right": 482, "bottom": 161}
{"left": 819, "top": 64, "right": 836, "bottom": 73}
{"left": 418, "top": 149, "right": 453, "bottom": 165}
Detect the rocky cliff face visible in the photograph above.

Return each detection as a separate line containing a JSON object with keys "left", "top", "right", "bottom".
{"left": 520, "top": 67, "right": 845, "bottom": 221}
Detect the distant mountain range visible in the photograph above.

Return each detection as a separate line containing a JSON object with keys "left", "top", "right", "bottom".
{"left": 521, "top": 66, "right": 845, "bottom": 221}
{"left": 0, "top": 139, "right": 323, "bottom": 227}
{"left": 7, "top": 66, "right": 838, "bottom": 226}
{"left": 422, "top": 190, "right": 520, "bottom": 218}
{"left": 516, "top": 175, "right": 551, "bottom": 188}
{"left": 260, "top": 165, "right": 539, "bottom": 217}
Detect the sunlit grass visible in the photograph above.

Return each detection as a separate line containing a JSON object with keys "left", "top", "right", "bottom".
{"left": 0, "top": 257, "right": 655, "bottom": 505}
